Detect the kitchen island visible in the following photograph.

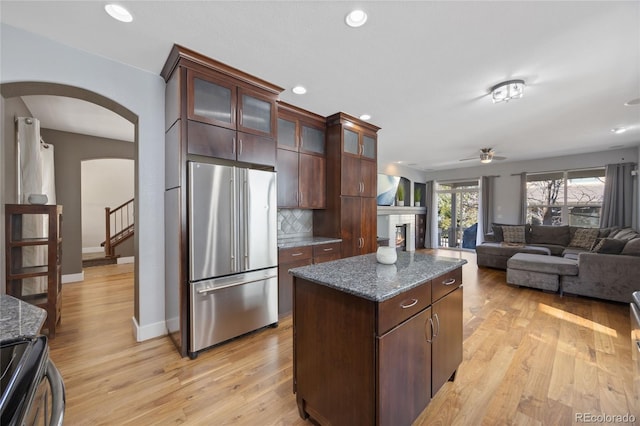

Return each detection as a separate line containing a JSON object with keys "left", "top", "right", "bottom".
{"left": 0, "top": 294, "right": 47, "bottom": 340}
{"left": 290, "top": 251, "right": 466, "bottom": 426}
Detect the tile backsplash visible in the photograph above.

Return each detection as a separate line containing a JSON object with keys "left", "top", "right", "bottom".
{"left": 278, "top": 209, "right": 313, "bottom": 239}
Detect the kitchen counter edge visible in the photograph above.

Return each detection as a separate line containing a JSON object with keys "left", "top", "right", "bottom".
{"left": 289, "top": 252, "right": 467, "bottom": 302}
{"left": 0, "top": 295, "right": 47, "bottom": 341}
{"left": 277, "top": 237, "right": 342, "bottom": 249}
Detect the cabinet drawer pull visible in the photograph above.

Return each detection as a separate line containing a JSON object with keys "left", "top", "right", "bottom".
{"left": 291, "top": 252, "right": 304, "bottom": 257}
{"left": 442, "top": 278, "right": 456, "bottom": 286}
{"left": 323, "top": 248, "right": 333, "bottom": 252}
{"left": 426, "top": 317, "right": 434, "bottom": 343}
{"left": 400, "top": 298, "right": 418, "bottom": 309}
{"left": 433, "top": 313, "right": 440, "bottom": 338}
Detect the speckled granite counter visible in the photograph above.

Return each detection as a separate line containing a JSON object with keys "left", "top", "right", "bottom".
{"left": 289, "top": 251, "right": 467, "bottom": 302}
{"left": 0, "top": 294, "right": 47, "bottom": 340}
{"left": 277, "top": 236, "right": 342, "bottom": 249}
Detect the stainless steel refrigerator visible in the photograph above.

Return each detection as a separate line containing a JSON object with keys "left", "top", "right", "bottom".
{"left": 188, "top": 161, "right": 278, "bottom": 355}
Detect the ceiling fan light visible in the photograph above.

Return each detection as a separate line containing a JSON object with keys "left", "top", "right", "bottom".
{"left": 491, "top": 79, "right": 525, "bottom": 103}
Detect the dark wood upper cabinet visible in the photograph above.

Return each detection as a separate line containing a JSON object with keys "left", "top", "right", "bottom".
{"left": 187, "top": 69, "right": 236, "bottom": 130}
{"left": 276, "top": 102, "right": 326, "bottom": 209}
{"left": 314, "top": 113, "right": 380, "bottom": 258}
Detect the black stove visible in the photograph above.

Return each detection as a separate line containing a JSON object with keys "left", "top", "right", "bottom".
{"left": 0, "top": 335, "right": 64, "bottom": 426}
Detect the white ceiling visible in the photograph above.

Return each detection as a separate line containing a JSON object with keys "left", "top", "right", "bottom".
{"left": 1, "top": 1, "right": 639, "bottom": 171}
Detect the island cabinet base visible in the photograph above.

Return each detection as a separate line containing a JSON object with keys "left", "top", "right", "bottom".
{"left": 293, "top": 271, "right": 462, "bottom": 426}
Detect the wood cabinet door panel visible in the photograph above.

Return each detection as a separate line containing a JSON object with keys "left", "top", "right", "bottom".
{"left": 360, "top": 160, "right": 377, "bottom": 198}
{"left": 341, "top": 155, "right": 361, "bottom": 197}
{"left": 276, "top": 149, "right": 299, "bottom": 208}
{"left": 187, "top": 120, "right": 235, "bottom": 160}
{"left": 432, "top": 286, "right": 463, "bottom": 396}
{"left": 237, "top": 132, "right": 276, "bottom": 167}
{"left": 360, "top": 197, "right": 377, "bottom": 254}
{"left": 278, "top": 258, "right": 311, "bottom": 316}
{"left": 340, "top": 197, "right": 360, "bottom": 258}
{"left": 299, "top": 154, "right": 325, "bottom": 209}
{"left": 378, "top": 307, "right": 431, "bottom": 426}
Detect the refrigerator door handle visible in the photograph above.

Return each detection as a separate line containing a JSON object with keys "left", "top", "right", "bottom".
{"left": 231, "top": 175, "right": 237, "bottom": 272}
{"left": 197, "top": 273, "right": 278, "bottom": 294}
{"left": 244, "top": 176, "right": 249, "bottom": 270}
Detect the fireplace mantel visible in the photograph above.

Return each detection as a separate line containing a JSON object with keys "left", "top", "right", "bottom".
{"left": 377, "top": 206, "right": 426, "bottom": 215}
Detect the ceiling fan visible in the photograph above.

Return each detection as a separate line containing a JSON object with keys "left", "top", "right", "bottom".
{"left": 459, "top": 148, "right": 507, "bottom": 164}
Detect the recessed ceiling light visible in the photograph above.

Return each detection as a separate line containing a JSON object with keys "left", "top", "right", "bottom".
{"left": 611, "top": 127, "right": 627, "bottom": 134}
{"left": 345, "top": 10, "right": 368, "bottom": 28}
{"left": 292, "top": 86, "right": 307, "bottom": 95}
{"left": 105, "top": 4, "right": 133, "bottom": 23}
{"left": 624, "top": 97, "right": 640, "bottom": 106}
{"left": 359, "top": 114, "right": 371, "bottom": 121}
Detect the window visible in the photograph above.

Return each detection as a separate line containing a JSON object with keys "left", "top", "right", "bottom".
{"left": 526, "top": 168, "right": 605, "bottom": 227}
{"left": 437, "top": 180, "right": 479, "bottom": 249}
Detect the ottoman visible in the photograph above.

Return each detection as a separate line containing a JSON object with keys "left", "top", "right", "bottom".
{"left": 506, "top": 253, "right": 578, "bottom": 292}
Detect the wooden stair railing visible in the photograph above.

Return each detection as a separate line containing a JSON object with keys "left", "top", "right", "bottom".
{"left": 102, "top": 198, "right": 134, "bottom": 258}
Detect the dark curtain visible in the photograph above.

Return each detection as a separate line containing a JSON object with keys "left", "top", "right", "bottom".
{"left": 519, "top": 172, "right": 527, "bottom": 223}
{"left": 480, "top": 176, "right": 495, "bottom": 243}
{"left": 600, "top": 162, "right": 636, "bottom": 228}
{"left": 424, "top": 181, "right": 434, "bottom": 248}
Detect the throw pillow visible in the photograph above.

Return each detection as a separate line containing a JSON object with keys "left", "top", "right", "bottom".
{"left": 491, "top": 224, "right": 505, "bottom": 242}
{"left": 568, "top": 228, "right": 599, "bottom": 249}
{"left": 530, "top": 225, "right": 570, "bottom": 246}
{"left": 621, "top": 237, "right": 640, "bottom": 257}
{"left": 590, "top": 238, "right": 626, "bottom": 255}
{"left": 609, "top": 227, "right": 639, "bottom": 242}
{"left": 502, "top": 225, "right": 526, "bottom": 244}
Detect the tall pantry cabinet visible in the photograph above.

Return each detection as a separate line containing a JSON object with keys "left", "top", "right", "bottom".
{"left": 161, "top": 44, "right": 283, "bottom": 357}
{"left": 314, "top": 113, "right": 380, "bottom": 258}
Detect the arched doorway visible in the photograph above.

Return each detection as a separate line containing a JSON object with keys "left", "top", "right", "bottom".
{"left": 1, "top": 81, "right": 139, "bottom": 319}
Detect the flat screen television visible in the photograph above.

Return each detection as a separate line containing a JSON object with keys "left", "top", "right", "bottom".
{"left": 377, "top": 174, "right": 400, "bottom": 206}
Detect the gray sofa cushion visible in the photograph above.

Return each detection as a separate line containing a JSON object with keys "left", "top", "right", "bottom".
{"left": 530, "top": 225, "right": 570, "bottom": 246}
{"left": 492, "top": 223, "right": 530, "bottom": 243}
{"left": 530, "top": 243, "right": 565, "bottom": 256}
{"left": 562, "top": 247, "right": 589, "bottom": 260}
{"left": 621, "top": 237, "right": 640, "bottom": 257}
{"left": 508, "top": 253, "right": 578, "bottom": 276}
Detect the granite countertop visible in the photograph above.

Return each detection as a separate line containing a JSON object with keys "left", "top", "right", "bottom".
{"left": 0, "top": 294, "right": 47, "bottom": 341}
{"left": 278, "top": 236, "right": 342, "bottom": 249}
{"left": 289, "top": 251, "right": 467, "bottom": 302}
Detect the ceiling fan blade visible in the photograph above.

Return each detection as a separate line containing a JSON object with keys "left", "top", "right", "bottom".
{"left": 493, "top": 156, "right": 507, "bottom": 160}
{"left": 459, "top": 157, "right": 478, "bottom": 162}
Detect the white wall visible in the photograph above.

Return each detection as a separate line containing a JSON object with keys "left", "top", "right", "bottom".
{"left": 1, "top": 24, "right": 166, "bottom": 341}
{"left": 424, "top": 147, "right": 640, "bottom": 226}
{"left": 81, "top": 159, "right": 135, "bottom": 250}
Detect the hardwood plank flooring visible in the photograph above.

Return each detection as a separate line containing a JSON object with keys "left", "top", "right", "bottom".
{"left": 48, "top": 251, "right": 637, "bottom": 425}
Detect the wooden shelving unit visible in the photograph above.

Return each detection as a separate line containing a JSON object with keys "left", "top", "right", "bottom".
{"left": 5, "top": 204, "right": 63, "bottom": 337}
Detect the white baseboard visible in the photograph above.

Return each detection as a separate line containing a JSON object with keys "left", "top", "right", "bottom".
{"left": 117, "top": 256, "right": 135, "bottom": 264}
{"left": 62, "top": 271, "right": 84, "bottom": 284}
{"left": 82, "top": 246, "right": 104, "bottom": 254}
{"left": 131, "top": 316, "right": 167, "bottom": 342}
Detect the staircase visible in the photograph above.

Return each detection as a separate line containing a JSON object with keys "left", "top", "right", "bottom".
{"left": 101, "top": 198, "right": 135, "bottom": 258}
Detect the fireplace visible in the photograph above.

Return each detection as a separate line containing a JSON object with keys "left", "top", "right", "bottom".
{"left": 395, "top": 224, "right": 407, "bottom": 251}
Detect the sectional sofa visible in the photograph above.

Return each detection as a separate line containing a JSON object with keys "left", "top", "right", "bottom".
{"left": 476, "top": 224, "right": 640, "bottom": 303}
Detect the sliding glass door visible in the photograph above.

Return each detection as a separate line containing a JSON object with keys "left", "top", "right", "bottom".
{"left": 437, "top": 181, "right": 479, "bottom": 249}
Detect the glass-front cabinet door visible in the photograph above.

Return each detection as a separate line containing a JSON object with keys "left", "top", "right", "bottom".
{"left": 187, "top": 69, "right": 236, "bottom": 130}
{"left": 277, "top": 117, "right": 297, "bottom": 151}
{"left": 238, "top": 88, "right": 275, "bottom": 138}
{"left": 343, "top": 128, "right": 359, "bottom": 156}
{"left": 300, "top": 124, "right": 325, "bottom": 155}
{"left": 361, "top": 133, "right": 376, "bottom": 160}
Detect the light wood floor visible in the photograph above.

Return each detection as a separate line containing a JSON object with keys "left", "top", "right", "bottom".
{"left": 49, "top": 250, "right": 638, "bottom": 425}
